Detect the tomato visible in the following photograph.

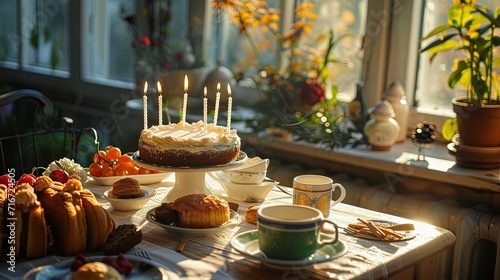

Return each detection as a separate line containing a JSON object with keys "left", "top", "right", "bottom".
{"left": 113, "top": 165, "right": 127, "bottom": 176}
{"left": 118, "top": 155, "right": 135, "bottom": 167}
{"left": 125, "top": 166, "right": 139, "bottom": 175}
{"left": 98, "top": 151, "right": 110, "bottom": 163}
{"left": 102, "top": 166, "right": 114, "bottom": 177}
{"left": 107, "top": 147, "right": 122, "bottom": 161}
{"left": 88, "top": 163, "right": 104, "bottom": 177}
{"left": 138, "top": 167, "right": 153, "bottom": 174}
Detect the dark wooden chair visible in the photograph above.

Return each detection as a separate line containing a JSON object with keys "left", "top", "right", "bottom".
{"left": 0, "top": 89, "right": 97, "bottom": 178}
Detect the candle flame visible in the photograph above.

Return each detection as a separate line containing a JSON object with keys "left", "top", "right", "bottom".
{"left": 157, "top": 81, "right": 162, "bottom": 95}
{"left": 184, "top": 75, "right": 188, "bottom": 92}
{"left": 143, "top": 81, "right": 148, "bottom": 94}
{"left": 217, "top": 83, "right": 220, "bottom": 92}
{"left": 204, "top": 87, "right": 207, "bottom": 97}
{"left": 227, "top": 84, "right": 232, "bottom": 97}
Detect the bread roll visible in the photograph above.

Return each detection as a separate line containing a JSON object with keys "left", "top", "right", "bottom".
{"left": 14, "top": 183, "right": 47, "bottom": 259}
{"left": 172, "top": 194, "right": 230, "bottom": 228}
{"left": 42, "top": 190, "right": 87, "bottom": 255}
{"left": 70, "top": 262, "right": 122, "bottom": 280}
{"left": 80, "top": 189, "right": 115, "bottom": 251}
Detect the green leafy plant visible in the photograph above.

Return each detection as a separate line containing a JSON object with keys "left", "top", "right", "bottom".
{"left": 419, "top": 0, "right": 500, "bottom": 106}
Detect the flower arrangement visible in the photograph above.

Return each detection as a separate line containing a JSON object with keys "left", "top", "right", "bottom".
{"left": 214, "top": 0, "right": 361, "bottom": 148}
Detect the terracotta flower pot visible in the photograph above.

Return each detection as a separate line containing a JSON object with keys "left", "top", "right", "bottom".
{"left": 452, "top": 97, "right": 500, "bottom": 147}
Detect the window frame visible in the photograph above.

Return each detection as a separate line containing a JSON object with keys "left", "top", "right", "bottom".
{"left": 0, "top": 0, "right": 453, "bottom": 134}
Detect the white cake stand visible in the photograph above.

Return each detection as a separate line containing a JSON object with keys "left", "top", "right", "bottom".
{"left": 132, "top": 151, "right": 247, "bottom": 202}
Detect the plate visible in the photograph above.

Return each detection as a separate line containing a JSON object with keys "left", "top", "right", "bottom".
{"left": 344, "top": 220, "right": 417, "bottom": 241}
{"left": 89, "top": 172, "right": 172, "bottom": 185}
{"left": 103, "top": 186, "right": 157, "bottom": 211}
{"left": 23, "top": 255, "right": 179, "bottom": 280}
{"left": 230, "top": 230, "right": 348, "bottom": 268}
{"left": 132, "top": 151, "right": 248, "bottom": 172}
{"left": 146, "top": 207, "right": 240, "bottom": 236}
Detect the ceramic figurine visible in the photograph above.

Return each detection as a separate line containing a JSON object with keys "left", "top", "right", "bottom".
{"left": 384, "top": 81, "right": 409, "bottom": 143}
{"left": 364, "top": 100, "right": 400, "bottom": 151}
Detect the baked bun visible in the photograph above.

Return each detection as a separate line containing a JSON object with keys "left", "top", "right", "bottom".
{"left": 111, "top": 178, "right": 142, "bottom": 198}
{"left": 172, "top": 194, "right": 230, "bottom": 228}
{"left": 80, "top": 189, "right": 115, "bottom": 251}
{"left": 70, "top": 262, "right": 122, "bottom": 280}
{"left": 14, "top": 183, "right": 48, "bottom": 259}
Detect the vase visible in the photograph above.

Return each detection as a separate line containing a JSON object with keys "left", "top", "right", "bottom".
{"left": 384, "top": 81, "right": 409, "bottom": 143}
{"left": 364, "top": 100, "right": 400, "bottom": 151}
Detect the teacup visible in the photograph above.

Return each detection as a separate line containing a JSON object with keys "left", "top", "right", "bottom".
{"left": 293, "top": 175, "right": 346, "bottom": 218}
{"left": 257, "top": 205, "right": 339, "bottom": 260}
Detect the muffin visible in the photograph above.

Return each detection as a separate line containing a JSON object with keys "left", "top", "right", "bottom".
{"left": 172, "top": 194, "right": 230, "bottom": 228}
{"left": 111, "top": 178, "right": 142, "bottom": 198}
{"left": 71, "top": 262, "right": 122, "bottom": 280}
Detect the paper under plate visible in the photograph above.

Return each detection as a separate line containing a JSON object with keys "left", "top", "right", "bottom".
{"left": 147, "top": 207, "right": 240, "bottom": 237}
{"left": 23, "top": 255, "right": 179, "bottom": 280}
{"left": 230, "top": 230, "right": 348, "bottom": 268}
{"left": 344, "top": 220, "right": 417, "bottom": 241}
{"left": 89, "top": 172, "right": 171, "bottom": 185}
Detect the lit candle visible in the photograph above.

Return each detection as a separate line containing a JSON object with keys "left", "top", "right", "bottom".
{"left": 182, "top": 75, "right": 188, "bottom": 123}
{"left": 157, "top": 81, "right": 162, "bottom": 125}
{"left": 227, "top": 84, "right": 232, "bottom": 133}
{"left": 203, "top": 87, "right": 208, "bottom": 132}
{"left": 143, "top": 81, "right": 148, "bottom": 130}
{"left": 214, "top": 83, "right": 221, "bottom": 126}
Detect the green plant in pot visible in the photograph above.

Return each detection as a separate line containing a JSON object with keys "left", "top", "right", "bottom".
{"left": 420, "top": 0, "right": 500, "bottom": 148}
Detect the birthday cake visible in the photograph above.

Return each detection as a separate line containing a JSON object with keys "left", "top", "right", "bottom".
{"left": 138, "top": 121, "right": 240, "bottom": 166}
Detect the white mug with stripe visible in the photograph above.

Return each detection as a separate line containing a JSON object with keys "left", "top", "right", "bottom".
{"left": 293, "top": 175, "right": 346, "bottom": 218}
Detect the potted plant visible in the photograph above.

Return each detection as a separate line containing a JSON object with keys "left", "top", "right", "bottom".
{"left": 420, "top": 0, "right": 500, "bottom": 148}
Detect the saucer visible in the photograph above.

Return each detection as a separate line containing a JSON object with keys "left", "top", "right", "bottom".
{"left": 147, "top": 208, "right": 240, "bottom": 237}
{"left": 230, "top": 230, "right": 347, "bottom": 268}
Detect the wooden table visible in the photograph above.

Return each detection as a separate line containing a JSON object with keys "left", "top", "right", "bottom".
{"left": 4, "top": 174, "right": 456, "bottom": 279}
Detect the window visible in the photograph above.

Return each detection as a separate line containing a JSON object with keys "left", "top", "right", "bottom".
{"left": 0, "top": 0, "right": 18, "bottom": 66}
{"left": 415, "top": 0, "right": 500, "bottom": 111}
{"left": 82, "top": 0, "right": 136, "bottom": 85}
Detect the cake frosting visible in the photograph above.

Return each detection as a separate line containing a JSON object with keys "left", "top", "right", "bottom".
{"left": 138, "top": 121, "right": 240, "bottom": 166}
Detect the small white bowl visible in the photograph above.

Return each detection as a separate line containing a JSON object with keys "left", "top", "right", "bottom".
{"left": 220, "top": 180, "right": 277, "bottom": 202}
{"left": 103, "top": 186, "right": 156, "bottom": 211}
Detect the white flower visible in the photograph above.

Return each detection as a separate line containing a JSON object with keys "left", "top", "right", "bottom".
{"left": 42, "top": 157, "right": 88, "bottom": 182}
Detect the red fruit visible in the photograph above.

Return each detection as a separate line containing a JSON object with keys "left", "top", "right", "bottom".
{"left": 18, "top": 173, "right": 36, "bottom": 186}
{"left": 118, "top": 259, "right": 133, "bottom": 276}
{"left": 75, "top": 255, "right": 88, "bottom": 264}
{"left": 70, "top": 259, "right": 84, "bottom": 271}
{"left": 101, "top": 257, "right": 122, "bottom": 274}
{"left": 0, "top": 174, "right": 11, "bottom": 186}
{"left": 49, "top": 169, "right": 69, "bottom": 184}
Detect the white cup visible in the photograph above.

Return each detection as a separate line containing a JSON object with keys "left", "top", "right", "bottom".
{"left": 293, "top": 175, "right": 346, "bottom": 218}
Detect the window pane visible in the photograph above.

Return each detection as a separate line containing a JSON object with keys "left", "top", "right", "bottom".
{"left": 0, "top": 0, "right": 18, "bottom": 65}
{"left": 82, "top": 0, "right": 136, "bottom": 84}
{"left": 308, "top": 0, "right": 367, "bottom": 100}
{"left": 416, "top": 0, "right": 500, "bottom": 110}
{"left": 21, "top": 0, "right": 70, "bottom": 72}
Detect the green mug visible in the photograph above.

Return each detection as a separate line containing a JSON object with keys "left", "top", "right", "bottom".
{"left": 257, "top": 204, "right": 339, "bottom": 260}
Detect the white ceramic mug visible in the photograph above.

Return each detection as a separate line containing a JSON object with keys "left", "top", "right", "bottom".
{"left": 293, "top": 175, "right": 346, "bottom": 218}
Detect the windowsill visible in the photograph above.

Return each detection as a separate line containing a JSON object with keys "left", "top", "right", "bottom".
{"left": 240, "top": 132, "right": 500, "bottom": 193}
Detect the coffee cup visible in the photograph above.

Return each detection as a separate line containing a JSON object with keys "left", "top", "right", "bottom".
{"left": 257, "top": 204, "right": 339, "bottom": 260}
{"left": 293, "top": 175, "right": 346, "bottom": 217}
